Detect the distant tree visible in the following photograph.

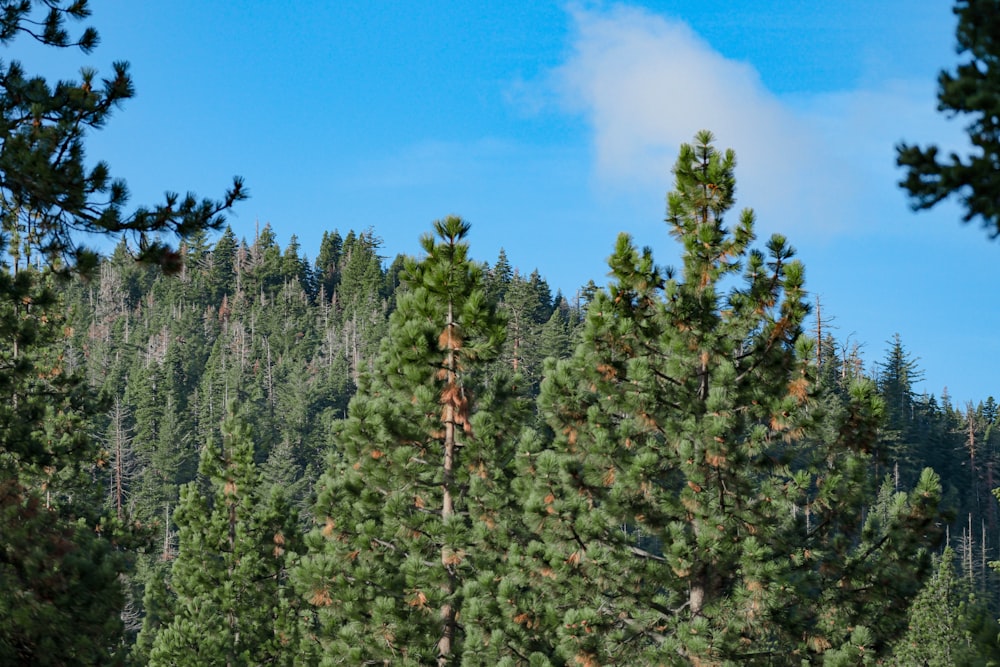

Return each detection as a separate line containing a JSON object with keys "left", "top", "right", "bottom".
{"left": 280, "top": 234, "right": 315, "bottom": 299}
{"left": 314, "top": 230, "right": 343, "bottom": 301}
{"left": 335, "top": 229, "right": 388, "bottom": 383}
{"left": 206, "top": 226, "right": 238, "bottom": 301}
{"left": 876, "top": 334, "right": 924, "bottom": 485}
{"left": 983, "top": 396, "right": 998, "bottom": 425}
{"left": 247, "top": 223, "right": 284, "bottom": 297}
{"left": 337, "top": 229, "right": 386, "bottom": 311}
{"left": 514, "top": 132, "right": 944, "bottom": 664}
{"left": 484, "top": 247, "right": 513, "bottom": 303}
{"left": 527, "top": 268, "right": 554, "bottom": 322}
{"left": 538, "top": 303, "right": 572, "bottom": 363}
{"left": 383, "top": 252, "right": 407, "bottom": 310}
{"left": 498, "top": 272, "right": 543, "bottom": 378}
{"left": 296, "top": 217, "right": 534, "bottom": 664}
{"left": 893, "top": 546, "right": 999, "bottom": 666}
{"left": 897, "top": 0, "right": 1000, "bottom": 238}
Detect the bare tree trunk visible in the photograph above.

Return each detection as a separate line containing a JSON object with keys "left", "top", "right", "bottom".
{"left": 814, "top": 295, "right": 822, "bottom": 367}
{"left": 438, "top": 299, "right": 458, "bottom": 665}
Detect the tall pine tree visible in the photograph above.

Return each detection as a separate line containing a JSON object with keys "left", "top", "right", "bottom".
{"left": 513, "top": 131, "right": 944, "bottom": 664}
{"left": 296, "top": 217, "right": 531, "bottom": 665}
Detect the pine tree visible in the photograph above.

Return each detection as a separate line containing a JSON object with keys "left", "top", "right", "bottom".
{"left": 485, "top": 248, "right": 513, "bottom": 303}
{"left": 876, "top": 334, "right": 924, "bottom": 485}
{"left": 0, "top": 2, "right": 245, "bottom": 272}
{"left": 315, "top": 230, "right": 343, "bottom": 302}
{"left": 498, "top": 272, "right": 543, "bottom": 380}
{"left": 514, "top": 131, "right": 943, "bottom": 664}
{"left": 248, "top": 223, "right": 285, "bottom": 299}
{"left": 897, "top": 0, "right": 1000, "bottom": 237}
{"left": 0, "top": 264, "right": 127, "bottom": 664}
{"left": 296, "top": 217, "right": 532, "bottom": 665}
{"left": 207, "top": 226, "right": 239, "bottom": 302}
{"left": 537, "top": 304, "right": 572, "bottom": 364}
{"left": 283, "top": 234, "right": 315, "bottom": 298}
{"left": 0, "top": 5, "right": 245, "bottom": 657}
{"left": 892, "top": 546, "right": 999, "bottom": 666}
{"left": 147, "top": 408, "right": 304, "bottom": 666}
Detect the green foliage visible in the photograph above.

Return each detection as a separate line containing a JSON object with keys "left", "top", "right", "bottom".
{"left": 0, "top": 259, "right": 129, "bottom": 664}
{"left": 513, "top": 131, "right": 944, "bottom": 664}
{"left": 0, "top": 5, "right": 247, "bottom": 655}
{"left": 0, "top": 1, "right": 246, "bottom": 273}
{"left": 147, "top": 408, "right": 304, "bottom": 666}
{"left": 875, "top": 334, "right": 924, "bottom": 485}
{"left": 314, "top": 229, "right": 343, "bottom": 301}
{"left": 207, "top": 226, "right": 238, "bottom": 301}
{"left": 897, "top": 0, "right": 1000, "bottom": 237}
{"left": 0, "top": 479, "right": 125, "bottom": 665}
{"left": 892, "top": 546, "right": 1000, "bottom": 666}
{"left": 297, "top": 217, "right": 532, "bottom": 664}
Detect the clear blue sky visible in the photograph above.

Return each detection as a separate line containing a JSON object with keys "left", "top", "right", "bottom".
{"left": 12, "top": 1, "right": 997, "bottom": 405}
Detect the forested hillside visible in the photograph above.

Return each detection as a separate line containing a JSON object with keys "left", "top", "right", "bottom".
{"left": 64, "top": 223, "right": 568, "bottom": 527}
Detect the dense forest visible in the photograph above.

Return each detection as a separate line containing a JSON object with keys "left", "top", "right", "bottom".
{"left": 17, "top": 139, "right": 1000, "bottom": 665}
{"left": 6, "top": 1, "right": 1000, "bottom": 665}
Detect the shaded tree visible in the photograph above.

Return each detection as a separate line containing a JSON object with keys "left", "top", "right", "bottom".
{"left": 893, "top": 546, "right": 999, "bottom": 665}
{"left": 0, "top": 4, "right": 245, "bottom": 661}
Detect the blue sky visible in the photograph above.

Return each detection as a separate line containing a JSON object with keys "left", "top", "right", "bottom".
{"left": 13, "top": 1, "right": 999, "bottom": 405}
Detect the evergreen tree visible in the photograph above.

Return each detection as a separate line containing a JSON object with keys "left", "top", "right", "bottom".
{"left": 538, "top": 303, "right": 572, "bottom": 363}
{"left": 897, "top": 0, "right": 1000, "bottom": 237}
{"left": 248, "top": 223, "right": 285, "bottom": 298}
{"left": 335, "top": 229, "right": 389, "bottom": 384}
{"left": 876, "top": 334, "right": 924, "bottom": 485}
{"left": 147, "top": 408, "right": 304, "bottom": 666}
{"left": 296, "top": 217, "right": 531, "bottom": 665}
{"left": 513, "top": 132, "right": 943, "bottom": 664}
{"left": 0, "top": 4, "right": 245, "bottom": 656}
{"left": 314, "top": 230, "right": 343, "bottom": 301}
{"left": 498, "top": 272, "right": 543, "bottom": 380}
{"left": 485, "top": 247, "right": 513, "bottom": 303}
{"left": 383, "top": 252, "right": 407, "bottom": 311}
{"left": 892, "top": 546, "right": 999, "bottom": 666}
{"left": 0, "top": 262, "right": 128, "bottom": 664}
{"left": 181, "top": 227, "right": 213, "bottom": 287}
{"left": 0, "top": 2, "right": 245, "bottom": 272}
{"left": 129, "top": 558, "right": 174, "bottom": 666}
{"left": 207, "top": 226, "right": 238, "bottom": 302}
{"left": 527, "top": 269, "right": 554, "bottom": 323}
{"left": 282, "top": 234, "right": 314, "bottom": 298}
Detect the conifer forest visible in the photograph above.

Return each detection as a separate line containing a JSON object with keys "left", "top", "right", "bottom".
{"left": 6, "top": 2, "right": 1000, "bottom": 665}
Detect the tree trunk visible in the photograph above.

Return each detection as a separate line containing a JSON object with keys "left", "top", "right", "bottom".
{"left": 438, "top": 299, "right": 457, "bottom": 664}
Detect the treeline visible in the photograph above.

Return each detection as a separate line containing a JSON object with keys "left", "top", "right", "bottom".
{"left": 32, "top": 134, "right": 1000, "bottom": 664}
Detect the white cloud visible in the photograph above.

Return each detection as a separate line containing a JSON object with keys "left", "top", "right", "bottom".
{"left": 539, "top": 3, "right": 959, "bottom": 240}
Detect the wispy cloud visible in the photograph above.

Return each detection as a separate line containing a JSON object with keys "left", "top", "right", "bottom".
{"left": 531, "top": 3, "right": 958, "bottom": 240}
